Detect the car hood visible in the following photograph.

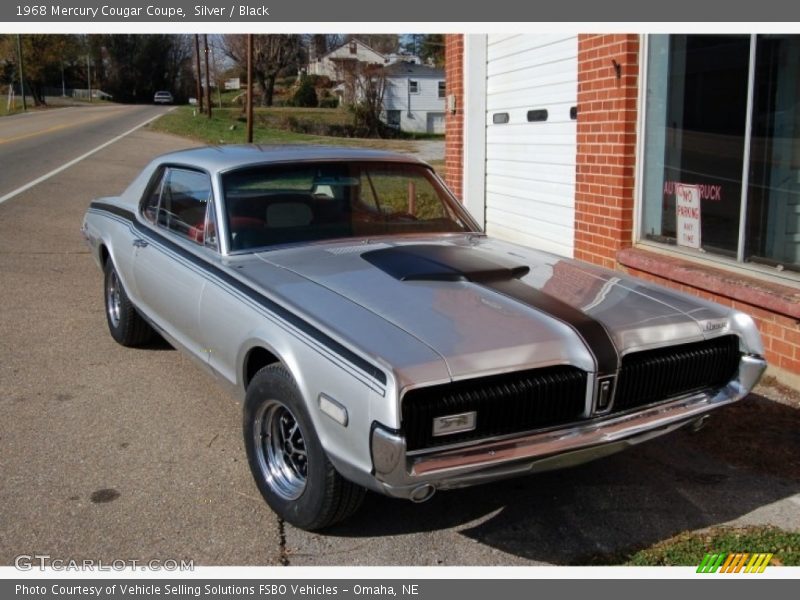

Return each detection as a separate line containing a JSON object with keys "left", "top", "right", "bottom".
{"left": 246, "top": 235, "right": 734, "bottom": 381}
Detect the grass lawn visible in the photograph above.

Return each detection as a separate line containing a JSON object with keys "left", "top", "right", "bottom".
{"left": 1, "top": 102, "right": 24, "bottom": 117}
{"left": 627, "top": 526, "right": 800, "bottom": 566}
{"left": 150, "top": 106, "right": 420, "bottom": 154}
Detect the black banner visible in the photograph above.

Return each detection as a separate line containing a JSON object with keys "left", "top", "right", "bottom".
{"left": 5, "top": 579, "right": 799, "bottom": 600}
{"left": 2, "top": 0, "right": 800, "bottom": 22}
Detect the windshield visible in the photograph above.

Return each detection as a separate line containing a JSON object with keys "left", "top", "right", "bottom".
{"left": 221, "top": 161, "right": 475, "bottom": 251}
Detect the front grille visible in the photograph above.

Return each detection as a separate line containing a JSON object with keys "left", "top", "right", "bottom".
{"left": 402, "top": 365, "right": 587, "bottom": 451}
{"left": 613, "top": 335, "right": 741, "bottom": 412}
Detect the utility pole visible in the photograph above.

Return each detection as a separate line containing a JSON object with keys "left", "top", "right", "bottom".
{"left": 203, "top": 34, "right": 212, "bottom": 118}
{"left": 210, "top": 43, "right": 222, "bottom": 108}
{"left": 15, "top": 35, "right": 27, "bottom": 111}
{"left": 246, "top": 34, "right": 253, "bottom": 143}
{"left": 194, "top": 34, "right": 203, "bottom": 113}
{"left": 86, "top": 54, "right": 92, "bottom": 103}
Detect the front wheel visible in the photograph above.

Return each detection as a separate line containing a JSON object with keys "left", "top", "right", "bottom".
{"left": 243, "top": 364, "right": 365, "bottom": 530}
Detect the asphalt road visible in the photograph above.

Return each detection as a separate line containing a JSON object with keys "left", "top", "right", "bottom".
{"left": 0, "top": 107, "right": 798, "bottom": 567}
{"left": 0, "top": 104, "right": 170, "bottom": 199}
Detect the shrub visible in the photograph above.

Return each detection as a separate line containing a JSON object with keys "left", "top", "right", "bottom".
{"left": 292, "top": 77, "right": 318, "bottom": 108}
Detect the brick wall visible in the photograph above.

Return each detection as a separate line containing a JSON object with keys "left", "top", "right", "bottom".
{"left": 444, "top": 34, "right": 464, "bottom": 200}
{"left": 574, "top": 34, "right": 640, "bottom": 270}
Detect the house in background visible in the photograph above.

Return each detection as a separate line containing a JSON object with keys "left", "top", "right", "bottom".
{"left": 308, "top": 39, "right": 387, "bottom": 81}
{"left": 383, "top": 62, "right": 446, "bottom": 134}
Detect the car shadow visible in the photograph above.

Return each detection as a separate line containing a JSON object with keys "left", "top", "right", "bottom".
{"left": 139, "top": 334, "right": 174, "bottom": 351}
{"left": 321, "top": 393, "right": 800, "bottom": 564}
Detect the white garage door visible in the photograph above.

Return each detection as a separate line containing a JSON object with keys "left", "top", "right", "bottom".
{"left": 426, "top": 112, "right": 445, "bottom": 134}
{"left": 485, "top": 34, "right": 578, "bottom": 257}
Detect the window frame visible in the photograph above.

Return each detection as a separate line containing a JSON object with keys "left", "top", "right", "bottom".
{"left": 408, "top": 79, "right": 419, "bottom": 94}
{"left": 437, "top": 81, "right": 446, "bottom": 99}
{"left": 635, "top": 33, "right": 800, "bottom": 286}
{"left": 138, "top": 163, "right": 219, "bottom": 252}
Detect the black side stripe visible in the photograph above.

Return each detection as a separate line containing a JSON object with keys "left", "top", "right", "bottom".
{"left": 89, "top": 201, "right": 387, "bottom": 387}
{"left": 362, "top": 244, "right": 620, "bottom": 376}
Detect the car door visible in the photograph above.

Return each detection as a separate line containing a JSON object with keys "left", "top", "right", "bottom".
{"left": 133, "top": 166, "right": 216, "bottom": 359}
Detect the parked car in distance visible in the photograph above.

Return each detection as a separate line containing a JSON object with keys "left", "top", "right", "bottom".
{"left": 153, "top": 91, "right": 173, "bottom": 104}
{"left": 81, "top": 145, "right": 766, "bottom": 530}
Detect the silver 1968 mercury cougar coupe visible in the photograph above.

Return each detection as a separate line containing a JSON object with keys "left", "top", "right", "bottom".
{"left": 81, "top": 145, "right": 766, "bottom": 530}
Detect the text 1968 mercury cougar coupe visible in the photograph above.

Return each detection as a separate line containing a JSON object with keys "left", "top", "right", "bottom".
{"left": 81, "top": 145, "right": 766, "bottom": 530}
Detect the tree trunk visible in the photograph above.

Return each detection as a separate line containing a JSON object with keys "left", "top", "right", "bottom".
{"left": 256, "top": 73, "right": 268, "bottom": 107}
{"left": 31, "top": 83, "right": 46, "bottom": 106}
{"left": 265, "top": 74, "right": 276, "bottom": 107}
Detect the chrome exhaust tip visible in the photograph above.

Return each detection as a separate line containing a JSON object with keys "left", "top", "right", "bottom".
{"left": 409, "top": 484, "right": 436, "bottom": 503}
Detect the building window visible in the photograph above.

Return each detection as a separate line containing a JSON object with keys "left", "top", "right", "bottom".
{"left": 349, "top": 41, "right": 357, "bottom": 54}
{"left": 438, "top": 81, "right": 445, "bottom": 98}
{"left": 386, "top": 110, "right": 401, "bottom": 128}
{"left": 409, "top": 80, "right": 419, "bottom": 94}
{"left": 641, "top": 34, "right": 800, "bottom": 275}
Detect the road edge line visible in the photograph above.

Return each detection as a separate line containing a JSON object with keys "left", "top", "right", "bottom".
{"left": 0, "top": 108, "right": 174, "bottom": 206}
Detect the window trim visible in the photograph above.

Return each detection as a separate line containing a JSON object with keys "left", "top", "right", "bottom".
{"left": 138, "top": 163, "right": 217, "bottom": 251}
{"left": 408, "top": 79, "right": 419, "bottom": 94}
{"left": 634, "top": 34, "right": 800, "bottom": 287}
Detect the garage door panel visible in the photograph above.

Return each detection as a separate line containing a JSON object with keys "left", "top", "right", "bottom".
{"left": 489, "top": 65, "right": 576, "bottom": 95}
{"left": 487, "top": 127, "right": 576, "bottom": 147}
{"left": 486, "top": 143, "right": 575, "bottom": 164}
{"left": 486, "top": 207, "right": 573, "bottom": 242}
{"left": 487, "top": 178, "right": 575, "bottom": 206}
{"left": 487, "top": 111, "right": 576, "bottom": 129}
{"left": 486, "top": 160, "right": 576, "bottom": 185}
{"left": 485, "top": 35, "right": 577, "bottom": 258}
{"left": 488, "top": 36, "right": 576, "bottom": 72}
{"left": 486, "top": 209, "right": 574, "bottom": 248}
{"left": 486, "top": 222, "right": 573, "bottom": 258}
{"left": 487, "top": 81, "right": 576, "bottom": 111}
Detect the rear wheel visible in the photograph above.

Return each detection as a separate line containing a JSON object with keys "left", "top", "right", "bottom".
{"left": 104, "top": 260, "right": 155, "bottom": 347}
{"left": 243, "top": 364, "right": 365, "bottom": 530}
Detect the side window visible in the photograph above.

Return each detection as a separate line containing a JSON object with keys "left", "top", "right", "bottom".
{"left": 158, "top": 168, "right": 213, "bottom": 245}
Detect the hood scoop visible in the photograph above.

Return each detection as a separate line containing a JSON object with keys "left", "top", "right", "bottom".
{"left": 361, "top": 244, "right": 530, "bottom": 283}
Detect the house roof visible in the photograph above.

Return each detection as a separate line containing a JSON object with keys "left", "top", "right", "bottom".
{"left": 383, "top": 62, "right": 444, "bottom": 78}
{"left": 318, "top": 38, "right": 387, "bottom": 62}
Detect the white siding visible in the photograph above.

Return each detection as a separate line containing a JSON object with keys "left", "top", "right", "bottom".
{"left": 384, "top": 75, "right": 446, "bottom": 133}
{"left": 485, "top": 34, "right": 578, "bottom": 258}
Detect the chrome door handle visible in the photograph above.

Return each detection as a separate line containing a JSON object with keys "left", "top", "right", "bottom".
{"left": 132, "top": 238, "right": 149, "bottom": 248}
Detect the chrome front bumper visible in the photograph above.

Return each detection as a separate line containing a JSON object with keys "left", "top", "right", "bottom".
{"left": 370, "top": 355, "right": 766, "bottom": 500}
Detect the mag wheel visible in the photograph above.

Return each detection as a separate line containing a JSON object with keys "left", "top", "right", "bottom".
{"left": 243, "top": 364, "right": 365, "bottom": 530}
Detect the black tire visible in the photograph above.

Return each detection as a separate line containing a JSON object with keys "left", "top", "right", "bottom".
{"left": 103, "top": 259, "right": 155, "bottom": 347}
{"left": 243, "top": 364, "right": 366, "bottom": 530}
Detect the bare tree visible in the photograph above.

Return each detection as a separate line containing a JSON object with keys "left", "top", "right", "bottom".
{"left": 308, "top": 34, "right": 342, "bottom": 60}
{"left": 340, "top": 62, "right": 387, "bottom": 138}
{"left": 224, "top": 34, "right": 301, "bottom": 106}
